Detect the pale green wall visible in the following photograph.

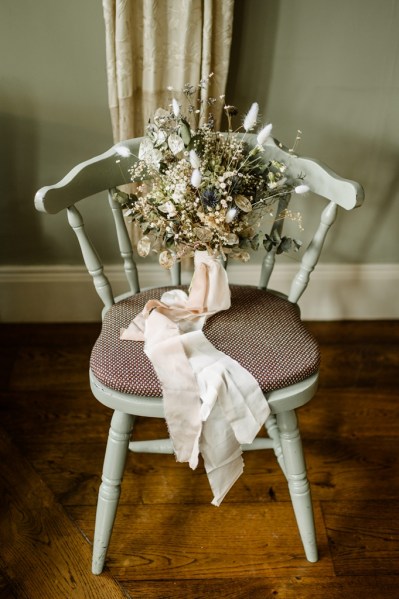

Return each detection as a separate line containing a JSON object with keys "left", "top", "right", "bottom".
{"left": 1, "top": 0, "right": 398, "bottom": 266}
{"left": 0, "top": 0, "right": 113, "bottom": 265}
{"left": 227, "top": 0, "right": 399, "bottom": 264}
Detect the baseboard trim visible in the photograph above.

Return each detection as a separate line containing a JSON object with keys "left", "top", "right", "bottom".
{"left": 1, "top": 263, "right": 398, "bottom": 322}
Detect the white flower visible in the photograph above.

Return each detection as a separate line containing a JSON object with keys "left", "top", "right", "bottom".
{"left": 232, "top": 250, "right": 250, "bottom": 262}
{"left": 226, "top": 233, "right": 239, "bottom": 245}
{"left": 189, "top": 149, "right": 201, "bottom": 169}
{"left": 294, "top": 184, "right": 310, "bottom": 194}
{"left": 137, "top": 236, "right": 151, "bottom": 257}
{"left": 225, "top": 207, "right": 237, "bottom": 223}
{"left": 115, "top": 145, "right": 131, "bottom": 157}
{"left": 168, "top": 133, "right": 184, "bottom": 155}
{"left": 151, "top": 148, "right": 163, "bottom": 169}
{"left": 191, "top": 168, "right": 202, "bottom": 188}
{"left": 159, "top": 250, "right": 175, "bottom": 269}
{"left": 158, "top": 201, "right": 177, "bottom": 217}
{"left": 172, "top": 98, "right": 180, "bottom": 118}
{"left": 155, "top": 129, "right": 167, "bottom": 145}
{"left": 138, "top": 138, "right": 154, "bottom": 160}
{"left": 243, "top": 102, "right": 259, "bottom": 132}
{"left": 257, "top": 123, "right": 273, "bottom": 146}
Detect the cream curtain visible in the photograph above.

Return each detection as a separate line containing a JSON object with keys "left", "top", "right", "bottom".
{"left": 102, "top": 0, "right": 235, "bottom": 142}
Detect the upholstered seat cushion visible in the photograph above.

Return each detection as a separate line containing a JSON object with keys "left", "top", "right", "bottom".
{"left": 90, "top": 285, "right": 320, "bottom": 397}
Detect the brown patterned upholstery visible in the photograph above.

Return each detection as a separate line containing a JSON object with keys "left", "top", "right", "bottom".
{"left": 90, "top": 285, "right": 320, "bottom": 397}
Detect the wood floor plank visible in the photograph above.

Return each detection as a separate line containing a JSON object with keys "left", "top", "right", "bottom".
{"left": 299, "top": 388, "right": 399, "bottom": 438}
{"left": 3, "top": 394, "right": 399, "bottom": 508}
{"left": 306, "top": 320, "right": 399, "bottom": 345}
{"left": 322, "top": 500, "right": 399, "bottom": 576}
{"left": 20, "top": 435, "right": 399, "bottom": 507}
{"left": 0, "top": 323, "right": 100, "bottom": 349}
{"left": 2, "top": 386, "right": 398, "bottom": 448}
{"left": 0, "top": 569, "right": 17, "bottom": 599}
{"left": 0, "top": 390, "right": 110, "bottom": 443}
{"left": 0, "top": 427, "right": 129, "bottom": 599}
{"left": 122, "top": 575, "right": 399, "bottom": 599}
{"left": 69, "top": 503, "right": 333, "bottom": 580}
{"left": 1, "top": 321, "right": 398, "bottom": 595}
{"left": 318, "top": 345, "right": 399, "bottom": 388}
{"left": 8, "top": 347, "right": 92, "bottom": 391}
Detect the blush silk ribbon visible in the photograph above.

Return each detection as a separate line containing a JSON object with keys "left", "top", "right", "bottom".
{"left": 121, "top": 250, "right": 270, "bottom": 505}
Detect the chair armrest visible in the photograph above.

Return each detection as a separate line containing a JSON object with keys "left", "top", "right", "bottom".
{"left": 34, "top": 138, "right": 143, "bottom": 214}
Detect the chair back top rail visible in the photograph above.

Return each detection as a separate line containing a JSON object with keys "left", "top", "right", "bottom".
{"left": 34, "top": 135, "right": 364, "bottom": 308}
{"left": 34, "top": 135, "right": 364, "bottom": 215}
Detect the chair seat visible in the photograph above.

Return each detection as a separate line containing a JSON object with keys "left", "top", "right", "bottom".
{"left": 90, "top": 285, "right": 320, "bottom": 397}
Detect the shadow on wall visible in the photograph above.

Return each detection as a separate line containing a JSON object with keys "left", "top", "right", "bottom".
{"left": 224, "top": 0, "right": 399, "bottom": 265}
{"left": 226, "top": 0, "right": 281, "bottom": 117}
{"left": 0, "top": 88, "right": 45, "bottom": 266}
{"left": 308, "top": 119, "right": 399, "bottom": 264}
{"left": 0, "top": 83, "right": 116, "bottom": 267}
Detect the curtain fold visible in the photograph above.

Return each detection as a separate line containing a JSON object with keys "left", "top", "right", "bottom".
{"left": 102, "top": 0, "right": 235, "bottom": 141}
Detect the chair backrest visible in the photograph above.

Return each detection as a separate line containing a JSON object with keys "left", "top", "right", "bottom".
{"left": 34, "top": 135, "right": 364, "bottom": 310}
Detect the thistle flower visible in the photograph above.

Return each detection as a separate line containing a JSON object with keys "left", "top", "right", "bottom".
{"left": 257, "top": 123, "right": 273, "bottom": 146}
{"left": 201, "top": 188, "right": 219, "bottom": 208}
{"left": 243, "top": 102, "right": 259, "bottom": 132}
{"left": 191, "top": 168, "right": 202, "bottom": 188}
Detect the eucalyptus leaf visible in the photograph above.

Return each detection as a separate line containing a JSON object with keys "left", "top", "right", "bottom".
{"left": 179, "top": 118, "right": 192, "bottom": 146}
{"left": 263, "top": 235, "right": 274, "bottom": 252}
{"left": 112, "top": 189, "right": 129, "bottom": 204}
{"left": 250, "top": 234, "right": 260, "bottom": 251}
{"left": 188, "top": 134, "right": 203, "bottom": 152}
{"left": 240, "top": 238, "right": 251, "bottom": 249}
{"left": 277, "top": 236, "right": 292, "bottom": 254}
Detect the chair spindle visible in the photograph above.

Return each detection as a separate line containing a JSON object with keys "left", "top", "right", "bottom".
{"left": 259, "top": 195, "right": 290, "bottom": 289}
{"left": 288, "top": 201, "right": 338, "bottom": 303}
{"left": 67, "top": 205, "right": 115, "bottom": 310}
{"left": 108, "top": 191, "right": 140, "bottom": 294}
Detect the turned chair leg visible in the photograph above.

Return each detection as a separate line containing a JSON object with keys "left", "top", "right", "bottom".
{"left": 265, "top": 414, "right": 286, "bottom": 476}
{"left": 92, "top": 410, "right": 134, "bottom": 575}
{"left": 276, "top": 410, "right": 318, "bottom": 562}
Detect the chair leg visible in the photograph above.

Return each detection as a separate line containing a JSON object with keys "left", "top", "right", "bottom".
{"left": 276, "top": 410, "right": 318, "bottom": 562}
{"left": 92, "top": 410, "right": 134, "bottom": 575}
{"left": 265, "top": 414, "right": 286, "bottom": 477}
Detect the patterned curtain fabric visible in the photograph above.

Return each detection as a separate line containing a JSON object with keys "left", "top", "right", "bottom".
{"left": 102, "top": 0, "right": 235, "bottom": 142}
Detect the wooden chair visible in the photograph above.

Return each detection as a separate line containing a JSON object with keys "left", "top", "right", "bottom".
{"left": 34, "top": 135, "right": 364, "bottom": 574}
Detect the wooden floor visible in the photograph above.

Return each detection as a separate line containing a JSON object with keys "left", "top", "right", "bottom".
{"left": 0, "top": 321, "right": 398, "bottom": 598}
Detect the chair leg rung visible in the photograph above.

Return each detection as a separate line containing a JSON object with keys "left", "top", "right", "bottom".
{"left": 129, "top": 438, "right": 175, "bottom": 454}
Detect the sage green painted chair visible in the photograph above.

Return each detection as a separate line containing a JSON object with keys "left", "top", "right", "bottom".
{"left": 35, "top": 136, "right": 364, "bottom": 574}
